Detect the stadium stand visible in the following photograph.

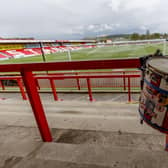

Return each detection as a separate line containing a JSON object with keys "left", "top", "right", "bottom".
{"left": 0, "top": 43, "right": 96, "bottom": 59}
{"left": 0, "top": 52, "right": 9, "bottom": 59}
{"left": 18, "top": 49, "right": 36, "bottom": 56}
{"left": 1, "top": 50, "right": 15, "bottom": 58}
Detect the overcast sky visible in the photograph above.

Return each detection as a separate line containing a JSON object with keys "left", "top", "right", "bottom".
{"left": 0, "top": 0, "right": 167, "bottom": 39}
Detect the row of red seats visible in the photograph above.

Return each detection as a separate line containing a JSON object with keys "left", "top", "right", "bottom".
{"left": 0, "top": 53, "right": 8, "bottom": 59}
{"left": 0, "top": 45, "right": 96, "bottom": 59}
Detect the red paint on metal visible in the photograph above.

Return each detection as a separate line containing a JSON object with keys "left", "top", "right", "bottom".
{"left": 0, "top": 76, "right": 21, "bottom": 80}
{"left": 49, "top": 79, "right": 60, "bottom": 101}
{"left": 87, "top": 78, "right": 95, "bottom": 102}
{"left": 35, "top": 74, "right": 140, "bottom": 80}
{"left": 0, "top": 80, "right": 5, "bottom": 90}
{"left": 123, "top": 72, "right": 126, "bottom": 91}
{"left": 0, "top": 58, "right": 140, "bottom": 72}
{"left": 76, "top": 73, "right": 81, "bottom": 90}
{"left": 128, "top": 77, "right": 131, "bottom": 102}
{"left": 35, "top": 79, "right": 41, "bottom": 90}
{"left": 21, "top": 71, "right": 52, "bottom": 142}
{"left": 17, "top": 79, "right": 27, "bottom": 100}
{"left": 33, "top": 70, "right": 140, "bottom": 76}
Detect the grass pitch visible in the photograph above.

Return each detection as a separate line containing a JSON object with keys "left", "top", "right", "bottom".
{"left": 0, "top": 43, "right": 167, "bottom": 64}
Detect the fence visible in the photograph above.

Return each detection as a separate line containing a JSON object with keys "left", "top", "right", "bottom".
{"left": 36, "top": 70, "right": 141, "bottom": 91}
{"left": 0, "top": 70, "right": 141, "bottom": 102}
{"left": 0, "top": 76, "right": 27, "bottom": 100}
{"left": 36, "top": 73, "right": 140, "bottom": 102}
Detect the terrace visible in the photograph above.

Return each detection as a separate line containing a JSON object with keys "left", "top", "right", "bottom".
{"left": 0, "top": 58, "right": 167, "bottom": 167}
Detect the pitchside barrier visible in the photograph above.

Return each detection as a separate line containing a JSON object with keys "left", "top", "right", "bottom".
{"left": 0, "top": 70, "right": 141, "bottom": 102}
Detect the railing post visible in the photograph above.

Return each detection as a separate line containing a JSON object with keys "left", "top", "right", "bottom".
{"left": 123, "top": 71, "right": 126, "bottom": 91}
{"left": 87, "top": 78, "right": 95, "bottom": 102}
{"left": 76, "top": 73, "right": 81, "bottom": 90}
{"left": 36, "top": 78, "right": 41, "bottom": 90}
{"left": 49, "top": 79, "right": 61, "bottom": 101}
{"left": 0, "top": 80, "right": 5, "bottom": 90}
{"left": 17, "top": 78, "right": 27, "bottom": 100}
{"left": 21, "top": 70, "right": 52, "bottom": 142}
{"left": 128, "top": 77, "right": 131, "bottom": 102}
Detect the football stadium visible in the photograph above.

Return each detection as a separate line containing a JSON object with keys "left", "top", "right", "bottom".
{"left": 1, "top": 0, "right": 168, "bottom": 165}
{"left": 0, "top": 38, "right": 166, "bottom": 95}
{"left": 0, "top": 38, "right": 167, "bottom": 63}
{"left": 0, "top": 35, "right": 168, "bottom": 168}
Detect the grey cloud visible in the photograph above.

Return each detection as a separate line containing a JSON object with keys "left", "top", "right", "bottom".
{"left": 0, "top": 0, "right": 167, "bottom": 39}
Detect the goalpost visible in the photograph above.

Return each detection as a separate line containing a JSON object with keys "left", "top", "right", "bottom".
{"left": 163, "top": 39, "right": 167, "bottom": 55}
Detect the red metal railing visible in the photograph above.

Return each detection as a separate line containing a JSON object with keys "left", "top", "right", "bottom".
{"left": 0, "top": 76, "right": 27, "bottom": 100}
{"left": 35, "top": 70, "right": 140, "bottom": 90}
{"left": 0, "top": 70, "right": 141, "bottom": 102}
{"left": 0, "top": 73, "right": 141, "bottom": 102}
{"left": 0, "top": 58, "right": 141, "bottom": 142}
{"left": 1, "top": 58, "right": 167, "bottom": 151}
{"left": 35, "top": 74, "right": 140, "bottom": 102}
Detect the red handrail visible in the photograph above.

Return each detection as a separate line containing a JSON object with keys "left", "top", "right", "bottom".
{"left": 0, "top": 58, "right": 140, "bottom": 72}
{"left": 35, "top": 74, "right": 140, "bottom": 79}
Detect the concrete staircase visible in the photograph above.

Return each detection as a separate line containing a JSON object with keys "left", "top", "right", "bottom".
{"left": 0, "top": 98, "right": 167, "bottom": 168}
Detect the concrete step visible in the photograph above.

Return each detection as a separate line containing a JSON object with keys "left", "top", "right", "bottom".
{"left": 0, "top": 99, "right": 137, "bottom": 106}
{"left": 0, "top": 99, "right": 139, "bottom": 118}
{"left": 0, "top": 99, "right": 161, "bottom": 136}
{"left": 19, "top": 143, "right": 168, "bottom": 168}
{"left": 0, "top": 106, "right": 161, "bottom": 135}
{"left": 13, "top": 159, "right": 112, "bottom": 168}
{"left": 0, "top": 127, "right": 166, "bottom": 168}
{"left": 0, "top": 155, "right": 22, "bottom": 168}
{"left": 0, "top": 102, "right": 138, "bottom": 111}
{"left": 53, "top": 129, "right": 165, "bottom": 150}
{"left": 0, "top": 103, "right": 138, "bottom": 117}
{"left": 0, "top": 126, "right": 164, "bottom": 156}
{"left": 0, "top": 94, "right": 166, "bottom": 168}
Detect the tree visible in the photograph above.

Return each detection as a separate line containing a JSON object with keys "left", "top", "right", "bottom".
{"left": 146, "top": 29, "right": 150, "bottom": 39}
{"left": 131, "top": 33, "right": 140, "bottom": 40}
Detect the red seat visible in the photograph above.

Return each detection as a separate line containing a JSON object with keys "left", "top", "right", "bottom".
{"left": 31, "top": 48, "right": 42, "bottom": 54}
{"left": 1, "top": 51, "right": 15, "bottom": 57}
{"left": 0, "top": 53, "right": 9, "bottom": 59}
{"left": 17, "top": 49, "right": 35, "bottom": 56}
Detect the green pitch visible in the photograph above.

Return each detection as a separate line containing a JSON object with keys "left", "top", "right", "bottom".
{"left": 0, "top": 43, "right": 167, "bottom": 64}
